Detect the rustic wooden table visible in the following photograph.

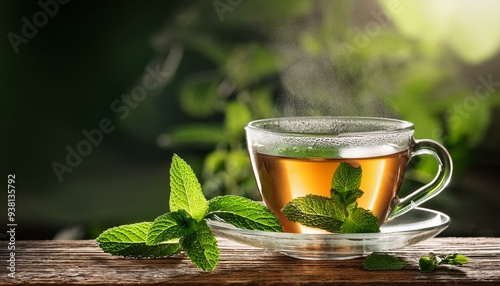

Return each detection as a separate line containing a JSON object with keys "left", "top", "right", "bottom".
{"left": 1, "top": 237, "right": 499, "bottom": 285}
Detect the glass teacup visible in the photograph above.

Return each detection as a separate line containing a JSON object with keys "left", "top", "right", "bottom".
{"left": 245, "top": 117, "right": 452, "bottom": 233}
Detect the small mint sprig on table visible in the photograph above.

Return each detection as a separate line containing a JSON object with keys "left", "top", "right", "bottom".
{"left": 96, "top": 154, "right": 282, "bottom": 271}
{"left": 363, "top": 252, "right": 470, "bottom": 272}
{"left": 281, "top": 162, "right": 380, "bottom": 233}
{"left": 419, "top": 252, "right": 470, "bottom": 272}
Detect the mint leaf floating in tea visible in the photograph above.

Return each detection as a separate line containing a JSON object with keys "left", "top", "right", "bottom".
{"left": 97, "top": 154, "right": 282, "bottom": 271}
{"left": 332, "top": 162, "right": 362, "bottom": 194}
{"left": 97, "top": 222, "right": 181, "bottom": 258}
{"left": 331, "top": 162, "right": 364, "bottom": 208}
{"left": 206, "top": 195, "right": 283, "bottom": 232}
{"left": 341, "top": 208, "right": 380, "bottom": 233}
{"left": 339, "top": 189, "right": 364, "bottom": 207}
{"left": 281, "top": 195, "right": 345, "bottom": 232}
{"left": 363, "top": 253, "right": 407, "bottom": 271}
{"left": 281, "top": 162, "right": 380, "bottom": 233}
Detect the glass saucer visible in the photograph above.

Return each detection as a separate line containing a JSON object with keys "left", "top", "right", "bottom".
{"left": 207, "top": 207, "right": 450, "bottom": 260}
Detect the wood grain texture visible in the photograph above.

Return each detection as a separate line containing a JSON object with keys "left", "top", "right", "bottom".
{"left": 1, "top": 237, "right": 499, "bottom": 285}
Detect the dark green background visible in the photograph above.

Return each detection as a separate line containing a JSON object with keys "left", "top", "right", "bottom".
{"left": 1, "top": 1, "right": 499, "bottom": 239}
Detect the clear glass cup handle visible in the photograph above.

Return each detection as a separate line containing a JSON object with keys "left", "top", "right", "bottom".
{"left": 388, "top": 139, "right": 453, "bottom": 220}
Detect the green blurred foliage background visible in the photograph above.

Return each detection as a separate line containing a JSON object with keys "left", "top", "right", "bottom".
{"left": 1, "top": 0, "right": 500, "bottom": 239}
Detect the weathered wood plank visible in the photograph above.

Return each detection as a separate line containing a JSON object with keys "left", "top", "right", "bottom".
{"left": 1, "top": 237, "right": 499, "bottom": 285}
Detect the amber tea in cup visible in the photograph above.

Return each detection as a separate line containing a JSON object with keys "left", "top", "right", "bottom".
{"left": 245, "top": 117, "right": 452, "bottom": 233}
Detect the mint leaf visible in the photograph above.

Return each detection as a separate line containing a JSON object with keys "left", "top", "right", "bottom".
{"left": 363, "top": 253, "right": 407, "bottom": 271}
{"left": 146, "top": 210, "right": 197, "bottom": 245}
{"left": 331, "top": 162, "right": 362, "bottom": 194}
{"left": 280, "top": 162, "right": 380, "bottom": 234}
{"left": 342, "top": 189, "right": 364, "bottom": 206}
{"left": 281, "top": 195, "right": 345, "bottom": 232}
{"left": 440, "top": 253, "right": 469, "bottom": 265}
{"left": 346, "top": 202, "right": 358, "bottom": 215}
{"left": 181, "top": 220, "right": 219, "bottom": 271}
{"left": 419, "top": 255, "right": 439, "bottom": 272}
{"left": 340, "top": 208, "right": 380, "bottom": 233}
{"left": 97, "top": 222, "right": 181, "bottom": 258}
{"left": 419, "top": 253, "right": 470, "bottom": 272}
{"left": 206, "top": 195, "right": 283, "bottom": 232}
{"left": 169, "top": 154, "right": 208, "bottom": 221}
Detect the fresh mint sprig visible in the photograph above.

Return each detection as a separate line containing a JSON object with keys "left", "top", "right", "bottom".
{"left": 363, "top": 252, "right": 469, "bottom": 272}
{"left": 281, "top": 162, "right": 380, "bottom": 233}
{"left": 96, "top": 154, "right": 282, "bottom": 271}
{"left": 419, "top": 252, "right": 470, "bottom": 272}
